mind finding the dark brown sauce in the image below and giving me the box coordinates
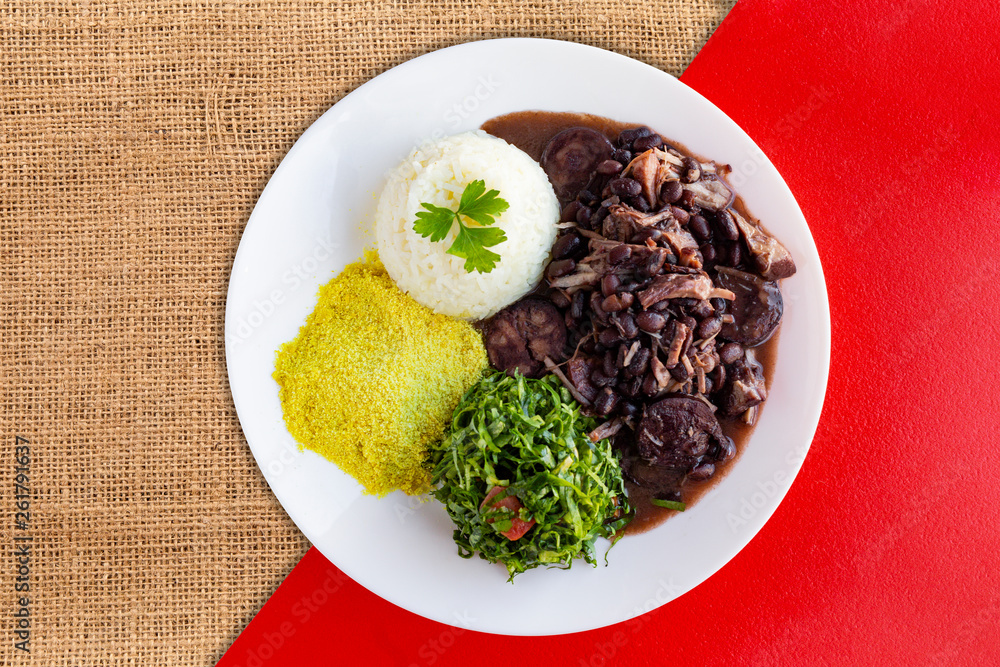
[482,110,783,535]
[624,331,779,534]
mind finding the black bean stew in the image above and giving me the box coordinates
[481,111,795,533]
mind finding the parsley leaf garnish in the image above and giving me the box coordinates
[412,179,510,273]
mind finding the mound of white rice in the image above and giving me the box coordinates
[375,131,560,320]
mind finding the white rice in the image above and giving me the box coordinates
[375,131,560,320]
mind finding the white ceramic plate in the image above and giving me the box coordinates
[225,38,830,636]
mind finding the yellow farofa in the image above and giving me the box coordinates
[273,252,487,496]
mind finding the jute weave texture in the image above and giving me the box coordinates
[1,1,733,663]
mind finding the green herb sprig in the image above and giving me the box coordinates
[427,371,633,581]
[650,498,686,511]
[412,179,510,274]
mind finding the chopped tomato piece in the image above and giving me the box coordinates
[480,486,536,541]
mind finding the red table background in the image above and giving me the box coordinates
[220,0,1000,664]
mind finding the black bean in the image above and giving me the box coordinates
[642,372,660,397]
[546,259,576,279]
[552,233,583,260]
[601,274,621,297]
[594,387,619,415]
[561,201,584,223]
[590,291,608,323]
[571,290,585,320]
[716,209,740,241]
[608,244,632,265]
[591,369,618,388]
[592,206,610,228]
[663,252,678,265]
[626,347,651,377]
[689,299,714,319]
[601,293,630,312]
[688,462,715,482]
[617,129,639,147]
[617,127,650,147]
[598,327,623,347]
[631,228,662,245]
[619,280,642,293]
[621,376,644,399]
[651,299,671,312]
[549,290,571,309]
[575,205,592,226]
[618,400,641,419]
[719,342,744,365]
[660,179,683,204]
[675,298,699,308]
[610,178,642,198]
[710,297,727,312]
[681,156,702,183]
[702,375,715,394]
[697,315,722,339]
[700,243,717,264]
[726,241,742,267]
[710,363,726,389]
[596,159,623,175]
[616,343,630,369]
[718,436,736,462]
[669,363,690,381]
[630,195,651,213]
[612,148,632,164]
[633,133,663,152]
[646,251,666,277]
[602,350,618,377]
[615,312,639,339]
[671,206,690,226]
[578,189,598,205]
[636,310,666,333]
[690,215,711,241]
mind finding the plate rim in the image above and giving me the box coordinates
[225,36,831,636]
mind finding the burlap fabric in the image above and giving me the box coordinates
[0,1,733,663]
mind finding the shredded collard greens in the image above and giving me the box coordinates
[428,371,633,580]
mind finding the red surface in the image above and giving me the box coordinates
[219,1,1000,664]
